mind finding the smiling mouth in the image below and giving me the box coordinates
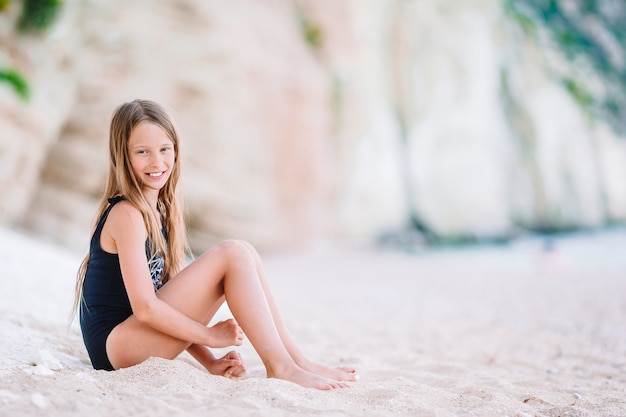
[147,171,165,178]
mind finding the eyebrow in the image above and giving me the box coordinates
[130,143,173,149]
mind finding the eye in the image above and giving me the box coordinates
[137,149,148,155]
[161,146,172,152]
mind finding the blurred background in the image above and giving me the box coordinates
[1,0,625,255]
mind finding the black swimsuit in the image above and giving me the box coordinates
[80,196,165,370]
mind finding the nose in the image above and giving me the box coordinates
[149,151,162,167]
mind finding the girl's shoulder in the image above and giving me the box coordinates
[107,199,146,233]
[98,198,147,252]
[109,198,139,214]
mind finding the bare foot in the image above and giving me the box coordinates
[268,365,349,390]
[300,361,359,382]
[206,351,246,378]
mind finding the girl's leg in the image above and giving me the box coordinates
[238,241,358,382]
[215,241,347,389]
[106,240,345,389]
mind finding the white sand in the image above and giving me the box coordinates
[1,226,625,416]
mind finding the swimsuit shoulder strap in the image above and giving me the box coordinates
[101,195,126,225]
[92,196,126,246]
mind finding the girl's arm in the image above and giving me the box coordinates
[108,201,240,348]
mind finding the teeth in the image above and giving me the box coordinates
[149,172,164,177]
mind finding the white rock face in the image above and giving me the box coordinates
[596,127,626,222]
[21,0,337,251]
[0,0,80,222]
[1,0,625,252]
[394,1,515,238]
[499,9,617,231]
[387,0,625,237]
[298,0,411,237]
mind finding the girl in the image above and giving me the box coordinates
[73,99,357,390]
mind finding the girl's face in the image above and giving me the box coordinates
[127,122,175,196]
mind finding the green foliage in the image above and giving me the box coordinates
[0,0,62,101]
[0,0,11,12]
[295,8,323,50]
[562,78,593,109]
[18,0,62,32]
[0,67,30,100]
[502,1,537,37]
[504,0,626,134]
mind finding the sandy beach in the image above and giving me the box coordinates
[1,226,625,417]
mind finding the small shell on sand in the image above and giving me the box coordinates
[39,350,63,371]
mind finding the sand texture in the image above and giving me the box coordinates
[1,227,625,416]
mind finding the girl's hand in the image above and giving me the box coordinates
[205,350,246,378]
[208,318,244,347]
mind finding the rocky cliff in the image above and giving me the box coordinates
[1,0,625,253]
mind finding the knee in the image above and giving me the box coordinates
[215,239,255,263]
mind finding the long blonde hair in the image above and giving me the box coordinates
[72,99,189,320]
